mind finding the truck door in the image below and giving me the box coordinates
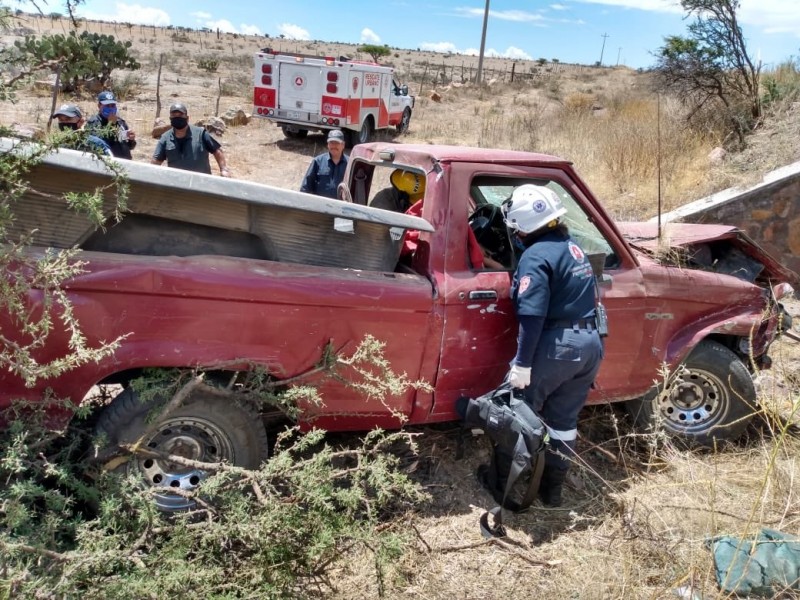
[277,62,321,121]
[430,162,648,420]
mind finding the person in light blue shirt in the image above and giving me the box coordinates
[300,129,349,199]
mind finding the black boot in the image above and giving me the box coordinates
[538,468,568,507]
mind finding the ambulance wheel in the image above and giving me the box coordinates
[397,108,412,134]
[626,340,756,446]
[350,117,373,146]
[282,126,308,139]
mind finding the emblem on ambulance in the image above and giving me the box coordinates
[294,75,305,88]
[352,77,359,92]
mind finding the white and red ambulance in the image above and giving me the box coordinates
[252,48,414,146]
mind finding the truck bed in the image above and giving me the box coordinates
[1,137,433,272]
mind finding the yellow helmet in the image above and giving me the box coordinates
[390,169,425,202]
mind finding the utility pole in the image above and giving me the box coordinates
[599,33,609,66]
[476,0,490,84]
[616,47,622,66]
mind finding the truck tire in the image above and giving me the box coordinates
[96,386,269,511]
[281,125,308,139]
[626,340,756,446]
[349,116,373,146]
[396,108,412,134]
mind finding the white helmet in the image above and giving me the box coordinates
[502,184,567,234]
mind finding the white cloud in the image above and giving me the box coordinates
[191,11,212,20]
[423,42,531,60]
[503,46,533,60]
[241,24,263,36]
[456,7,545,22]
[421,41,459,53]
[80,2,170,26]
[550,3,569,9]
[361,27,381,43]
[571,0,682,13]
[206,19,237,33]
[277,23,311,40]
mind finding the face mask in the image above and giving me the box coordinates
[58,122,79,131]
[100,105,117,118]
[170,117,188,129]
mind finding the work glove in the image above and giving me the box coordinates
[506,364,531,389]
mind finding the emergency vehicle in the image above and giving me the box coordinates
[252,48,414,146]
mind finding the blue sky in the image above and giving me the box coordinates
[74,0,800,70]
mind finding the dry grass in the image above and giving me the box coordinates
[3,14,800,600]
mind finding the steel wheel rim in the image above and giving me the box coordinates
[656,367,728,434]
[135,416,234,511]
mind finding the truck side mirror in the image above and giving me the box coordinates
[400,84,408,96]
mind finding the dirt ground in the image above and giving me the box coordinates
[4,14,800,600]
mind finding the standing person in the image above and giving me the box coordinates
[300,129,348,198]
[84,91,137,159]
[51,104,112,155]
[151,103,232,177]
[502,184,604,507]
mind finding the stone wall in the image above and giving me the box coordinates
[651,162,800,279]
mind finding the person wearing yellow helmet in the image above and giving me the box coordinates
[369,168,425,212]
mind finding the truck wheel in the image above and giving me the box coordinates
[96,386,269,511]
[396,108,412,134]
[626,340,756,446]
[350,116,373,146]
[281,126,308,139]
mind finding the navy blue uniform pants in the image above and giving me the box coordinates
[524,326,604,472]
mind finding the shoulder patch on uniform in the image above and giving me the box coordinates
[568,242,585,262]
[519,275,531,294]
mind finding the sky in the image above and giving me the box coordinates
[71,0,800,70]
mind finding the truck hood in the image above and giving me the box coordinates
[618,221,800,288]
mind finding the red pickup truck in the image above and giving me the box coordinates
[1,139,796,509]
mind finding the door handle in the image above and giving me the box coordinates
[469,290,498,300]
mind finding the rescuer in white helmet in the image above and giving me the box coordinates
[491,183,604,507]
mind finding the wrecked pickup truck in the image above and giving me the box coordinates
[1,138,796,507]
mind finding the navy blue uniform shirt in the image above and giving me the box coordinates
[511,229,596,321]
[300,152,349,199]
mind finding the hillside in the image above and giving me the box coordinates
[2,12,800,600]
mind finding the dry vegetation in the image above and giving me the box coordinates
[3,13,800,600]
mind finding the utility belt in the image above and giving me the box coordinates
[544,317,597,331]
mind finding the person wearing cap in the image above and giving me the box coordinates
[84,90,137,159]
[51,104,112,156]
[300,129,349,199]
[151,102,231,177]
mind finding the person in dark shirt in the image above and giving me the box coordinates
[151,102,231,176]
[51,103,112,156]
[300,129,349,198]
[84,91,137,159]
[502,184,604,507]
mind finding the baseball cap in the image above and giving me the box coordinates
[97,91,117,104]
[327,129,345,143]
[52,104,83,119]
[169,102,188,115]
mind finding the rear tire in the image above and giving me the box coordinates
[626,340,756,446]
[282,126,308,139]
[96,386,269,511]
[349,116,374,146]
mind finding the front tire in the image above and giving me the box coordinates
[626,340,756,446]
[96,386,269,511]
[396,108,411,134]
